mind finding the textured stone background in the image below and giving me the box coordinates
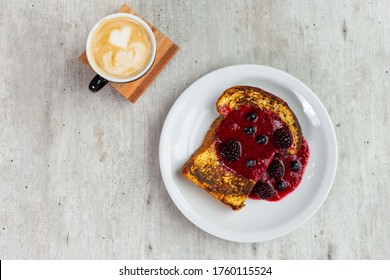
[0,0,389,259]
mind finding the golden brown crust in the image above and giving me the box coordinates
[216,86,302,154]
[182,116,255,210]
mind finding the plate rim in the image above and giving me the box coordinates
[159,64,338,242]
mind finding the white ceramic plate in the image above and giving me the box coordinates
[159,65,337,242]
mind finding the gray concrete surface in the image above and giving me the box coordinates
[0,0,389,259]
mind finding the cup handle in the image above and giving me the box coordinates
[89,74,108,92]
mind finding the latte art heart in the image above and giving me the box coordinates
[89,17,153,79]
[109,26,131,49]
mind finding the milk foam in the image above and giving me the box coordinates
[90,17,152,79]
[109,26,131,49]
[102,43,146,76]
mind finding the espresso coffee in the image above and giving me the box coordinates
[89,17,153,79]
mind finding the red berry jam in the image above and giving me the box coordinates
[215,105,310,202]
[216,106,288,181]
[249,137,310,201]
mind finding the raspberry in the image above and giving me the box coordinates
[273,128,293,149]
[253,181,274,199]
[219,140,241,162]
[267,160,285,178]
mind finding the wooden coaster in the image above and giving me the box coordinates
[79,4,179,103]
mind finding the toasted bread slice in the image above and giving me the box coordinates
[217,86,302,154]
[182,116,255,210]
[182,86,302,210]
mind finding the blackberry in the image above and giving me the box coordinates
[220,140,241,162]
[267,160,285,178]
[273,128,293,149]
[253,181,274,200]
